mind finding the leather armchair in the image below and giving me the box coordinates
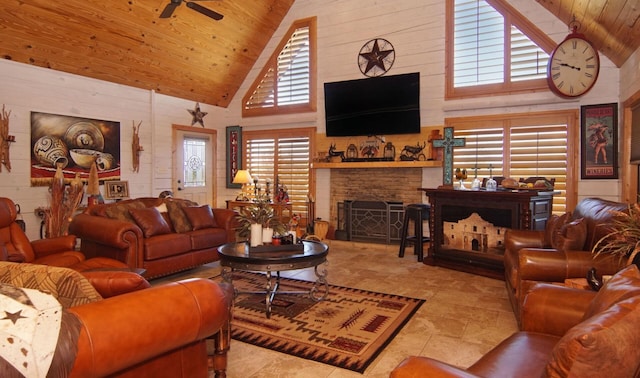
[391,265,640,378]
[503,197,629,321]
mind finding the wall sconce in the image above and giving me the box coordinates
[233,170,253,201]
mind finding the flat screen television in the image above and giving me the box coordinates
[324,72,421,137]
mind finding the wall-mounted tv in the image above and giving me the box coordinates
[324,72,421,137]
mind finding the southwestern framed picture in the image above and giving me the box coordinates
[30,112,121,186]
[581,103,618,179]
[105,180,129,199]
[226,125,242,188]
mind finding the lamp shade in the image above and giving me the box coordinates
[233,170,253,184]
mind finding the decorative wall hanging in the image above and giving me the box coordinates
[0,104,14,172]
[30,112,121,186]
[226,125,242,188]
[132,121,143,172]
[105,180,129,199]
[189,103,208,127]
[581,103,618,179]
[358,38,395,77]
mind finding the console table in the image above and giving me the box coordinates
[419,188,557,279]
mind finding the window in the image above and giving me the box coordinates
[183,137,207,187]
[446,0,556,99]
[447,110,579,212]
[242,17,317,117]
[243,128,315,218]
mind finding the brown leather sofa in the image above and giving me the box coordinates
[69,197,238,279]
[0,261,233,377]
[391,264,640,378]
[503,197,629,320]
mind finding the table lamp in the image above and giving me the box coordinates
[233,170,253,201]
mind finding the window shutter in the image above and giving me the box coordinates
[243,17,316,117]
[244,129,313,217]
[452,116,570,213]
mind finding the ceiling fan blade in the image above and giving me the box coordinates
[160,2,180,18]
[186,2,224,20]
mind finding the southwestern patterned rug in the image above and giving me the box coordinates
[215,271,425,373]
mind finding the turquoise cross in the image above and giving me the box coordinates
[432,127,465,186]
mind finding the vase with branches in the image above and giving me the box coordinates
[235,192,286,239]
[44,166,84,238]
[592,203,640,267]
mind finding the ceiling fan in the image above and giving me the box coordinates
[160,0,223,21]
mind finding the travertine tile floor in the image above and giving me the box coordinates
[154,240,518,377]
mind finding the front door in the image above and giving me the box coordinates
[172,125,216,205]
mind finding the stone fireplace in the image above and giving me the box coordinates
[329,168,423,243]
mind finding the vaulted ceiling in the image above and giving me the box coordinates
[535,0,640,68]
[0,0,294,107]
[1,1,638,109]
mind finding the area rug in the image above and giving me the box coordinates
[214,271,425,373]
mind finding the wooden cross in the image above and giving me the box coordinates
[432,127,465,187]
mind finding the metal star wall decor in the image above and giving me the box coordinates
[188,103,208,127]
[358,38,395,77]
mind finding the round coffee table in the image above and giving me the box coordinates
[217,240,329,318]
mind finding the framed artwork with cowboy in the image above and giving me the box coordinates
[581,103,618,179]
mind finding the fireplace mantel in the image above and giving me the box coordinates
[311,160,442,169]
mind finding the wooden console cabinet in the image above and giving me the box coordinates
[419,188,557,279]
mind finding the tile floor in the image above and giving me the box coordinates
[154,240,518,377]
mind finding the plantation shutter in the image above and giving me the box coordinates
[243,17,316,116]
[244,130,312,217]
[453,121,568,213]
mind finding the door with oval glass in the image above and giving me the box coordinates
[173,126,216,205]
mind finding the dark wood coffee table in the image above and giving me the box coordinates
[217,240,329,318]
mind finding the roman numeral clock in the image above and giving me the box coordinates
[547,24,600,98]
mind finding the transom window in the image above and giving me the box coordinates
[446,0,556,99]
[242,17,317,117]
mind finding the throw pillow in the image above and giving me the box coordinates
[544,295,640,378]
[129,207,172,238]
[544,213,561,247]
[104,201,145,223]
[582,264,640,320]
[165,200,192,233]
[552,217,587,252]
[183,205,217,230]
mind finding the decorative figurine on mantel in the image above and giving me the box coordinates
[327,143,345,162]
[400,141,427,161]
[455,168,468,190]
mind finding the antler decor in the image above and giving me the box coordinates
[132,121,143,172]
[0,104,14,172]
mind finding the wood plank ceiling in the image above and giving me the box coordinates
[0,0,294,107]
[535,0,640,67]
[0,1,638,108]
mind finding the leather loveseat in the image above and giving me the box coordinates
[0,261,233,377]
[69,197,237,279]
[391,264,640,378]
[503,197,629,320]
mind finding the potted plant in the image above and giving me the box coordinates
[592,203,640,267]
[235,194,287,246]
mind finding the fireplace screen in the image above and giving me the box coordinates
[339,200,404,244]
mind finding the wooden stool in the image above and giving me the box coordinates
[398,204,430,262]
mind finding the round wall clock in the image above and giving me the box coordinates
[547,28,600,98]
[358,38,395,77]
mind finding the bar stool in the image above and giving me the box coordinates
[398,204,430,262]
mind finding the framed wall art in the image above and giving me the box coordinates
[30,112,121,186]
[580,103,618,179]
[226,125,242,188]
[105,180,129,199]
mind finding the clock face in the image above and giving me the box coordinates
[358,38,395,77]
[547,35,600,98]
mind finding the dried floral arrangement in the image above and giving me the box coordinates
[592,203,640,267]
[44,166,84,238]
